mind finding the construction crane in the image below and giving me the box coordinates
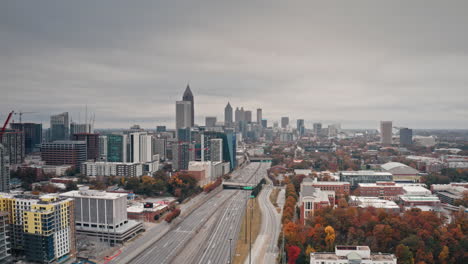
[0,111,14,141]
[14,111,38,123]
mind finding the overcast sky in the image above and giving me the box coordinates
[1,1,468,129]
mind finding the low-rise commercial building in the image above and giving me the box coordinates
[380,162,421,182]
[81,161,144,177]
[399,195,441,210]
[337,171,393,189]
[431,183,468,205]
[60,188,143,244]
[299,180,335,225]
[310,245,397,264]
[349,196,400,212]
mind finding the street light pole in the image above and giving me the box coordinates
[249,198,253,264]
[228,238,232,264]
[245,190,248,243]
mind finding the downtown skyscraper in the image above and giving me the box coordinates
[224,102,233,126]
[182,84,194,126]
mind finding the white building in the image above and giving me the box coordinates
[413,136,436,147]
[310,246,397,264]
[60,188,143,243]
[299,179,335,224]
[349,196,400,212]
[129,132,152,163]
[81,161,144,177]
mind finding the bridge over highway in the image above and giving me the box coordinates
[222,181,255,189]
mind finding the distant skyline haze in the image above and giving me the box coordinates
[1,1,468,129]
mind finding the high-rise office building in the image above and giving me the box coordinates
[0,193,76,263]
[1,130,25,165]
[400,128,413,146]
[281,117,289,128]
[256,109,262,124]
[107,134,126,162]
[0,211,11,263]
[40,141,87,167]
[129,132,152,163]
[380,121,393,145]
[10,123,42,154]
[172,142,191,170]
[50,112,69,141]
[72,133,100,161]
[313,123,322,135]
[177,128,191,143]
[98,135,108,161]
[205,116,217,127]
[328,123,341,138]
[297,119,305,136]
[244,111,252,123]
[153,138,167,160]
[261,119,267,128]
[200,132,221,162]
[0,145,9,193]
[201,132,236,170]
[235,107,245,123]
[224,102,233,126]
[176,101,192,129]
[182,84,194,126]
[210,138,223,162]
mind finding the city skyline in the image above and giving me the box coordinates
[2,1,468,129]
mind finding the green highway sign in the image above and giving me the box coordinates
[250,195,255,198]
[243,186,253,190]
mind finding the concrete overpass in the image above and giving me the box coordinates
[249,157,272,163]
[222,181,256,190]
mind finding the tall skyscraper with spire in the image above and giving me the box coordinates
[224,102,233,126]
[182,84,194,126]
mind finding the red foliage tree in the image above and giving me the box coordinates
[287,245,301,264]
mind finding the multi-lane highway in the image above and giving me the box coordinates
[112,162,269,264]
[190,162,271,264]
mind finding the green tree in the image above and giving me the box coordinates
[396,244,414,264]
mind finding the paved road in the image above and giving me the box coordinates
[112,162,264,264]
[192,162,271,264]
[130,190,236,264]
[246,184,281,264]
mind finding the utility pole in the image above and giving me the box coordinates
[249,198,253,264]
[245,190,248,243]
[228,238,232,264]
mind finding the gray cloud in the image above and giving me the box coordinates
[1,0,468,129]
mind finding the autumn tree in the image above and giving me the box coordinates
[396,244,414,264]
[287,245,301,264]
[324,225,336,251]
[438,245,449,264]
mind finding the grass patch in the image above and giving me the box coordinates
[232,197,262,264]
[269,188,280,208]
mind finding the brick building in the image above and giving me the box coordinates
[40,141,87,168]
[356,182,403,200]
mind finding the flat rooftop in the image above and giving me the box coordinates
[60,190,128,200]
